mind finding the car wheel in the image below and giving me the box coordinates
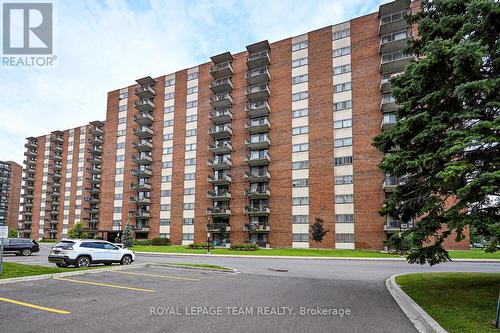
[76,256,91,268]
[120,255,132,265]
[56,263,68,268]
[21,249,32,256]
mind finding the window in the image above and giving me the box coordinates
[292,197,309,205]
[381,51,410,64]
[182,233,194,240]
[187,72,198,80]
[184,187,195,195]
[292,74,308,85]
[292,57,308,68]
[119,105,127,111]
[115,180,123,187]
[119,92,128,100]
[333,28,350,40]
[292,91,308,102]
[381,30,409,45]
[333,46,351,57]
[186,115,197,123]
[292,160,309,170]
[163,133,173,140]
[292,215,309,224]
[292,108,308,118]
[117,130,126,137]
[292,233,309,242]
[292,178,309,187]
[113,207,121,213]
[187,100,198,109]
[185,143,196,151]
[116,168,124,174]
[166,78,175,86]
[185,158,196,166]
[187,86,198,94]
[336,214,354,223]
[160,204,171,211]
[183,203,195,210]
[334,119,352,129]
[162,161,172,168]
[334,100,352,111]
[335,175,353,184]
[160,219,170,225]
[292,143,308,152]
[333,64,351,75]
[165,92,175,100]
[118,117,127,124]
[159,233,170,239]
[164,106,174,114]
[334,137,352,147]
[164,119,174,127]
[292,40,308,51]
[116,154,125,162]
[184,173,196,180]
[162,175,172,182]
[380,9,409,25]
[117,142,126,149]
[160,190,171,197]
[163,147,173,155]
[335,194,354,204]
[334,156,353,165]
[112,220,121,227]
[336,233,355,243]
[183,218,194,225]
[186,129,197,137]
[334,82,351,93]
[292,125,308,135]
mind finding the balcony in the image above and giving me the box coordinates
[245,137,270,150]
[380,51,412,73]
[246,50,271,70]
[24,158,36,166]
[379,31,410,54]
[380,95,399,112]
[383,176,399,192]
[135,85,156,99]
[210,61,233,80]
[24,211,33,216]
[22,175,35,182]
[132,140,153,152]
[246,83,270,101]
[244,223,270,233]
[85,207,99,214]
[52,172,62,179]
[245,100,270,118]
[134,112,154,125]
[209,108,233,124]
[130,196,151,205]
[207,223,231,233]
[384,219,414,232]
[50,190,61,197]
[134,99,155,112]
[245,153,270,166]
[52,154,63,161]
[246,67,270,85]
[134,223,150,232]
[206,190,231,201]
[206,207,231,217]
[87,156,103,164]
[245,188,270,199]
[133,126,154,139]
[25,140,38,149]
[86,167,101,175]
[85,186,101,194]
[85,176,101,184]
[207,157,232,170]
[380,72,402,93]
[245,118,270,133]
[379,6,411,35]
[130,182,152,191]
[52,163,62,170]
[52,135,64,144]
[209,92,233,108]
[88,136,103,145]
[208,174,232,185]
[208,125,232,139]
[22,183,35,191]
[244,170,270,183]
[85,197,100,204]
[136,76,156,87]
[24,193,34,199]
[132,154,153,165]
[209,77,233,94]
[208,141,232,154]
[87,146,102,155]
[131,168,152,178]
[24,149,37,157]
[244,206,271,216]
[129,210,151,219]
[89,126,104,136]
[381,113,397,130]
[54,144,63,152]
[23,201,34,207]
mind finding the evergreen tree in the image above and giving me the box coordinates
[122,224,133,248]
[310,217,328,245]
[373,0,500,265]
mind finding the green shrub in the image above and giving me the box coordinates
[187,243,211,249]
[40,238,58,243]
[133,239,152,246]
[230,244,258,251]
[151,237,170,246]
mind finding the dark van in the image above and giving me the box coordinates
[2,238,40,256]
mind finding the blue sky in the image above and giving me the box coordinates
[0,0,388,164]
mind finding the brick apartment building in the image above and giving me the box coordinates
[0,161,22,232]
[18,0,469,249]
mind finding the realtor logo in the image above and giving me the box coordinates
[2,3,53,54]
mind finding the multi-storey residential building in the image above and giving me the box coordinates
[18,0,469,250]
[0,161,22,232]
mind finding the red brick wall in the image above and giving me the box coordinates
[30,135,46,239]
[6,161,21,232]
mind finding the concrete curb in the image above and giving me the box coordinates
[386,274,448,333]
[146,263,238,274]
[134,251,500,262]
[0,263,147,285]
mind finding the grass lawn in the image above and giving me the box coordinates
[449,249,500,259]
[151,263,232,271]
[396,273,500,333]
[0,262,93,279]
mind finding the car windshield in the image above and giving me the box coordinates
[53,241,75,249]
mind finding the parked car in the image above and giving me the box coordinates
[48,239,135,268]
[1,238,39,256]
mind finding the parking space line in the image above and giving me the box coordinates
[53,277,155,292]
[112,270,201,281]
[0,297,71,314]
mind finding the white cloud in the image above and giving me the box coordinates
[0,0,384,164]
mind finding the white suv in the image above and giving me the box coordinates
[48,239,135,268]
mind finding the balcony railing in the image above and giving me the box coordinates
[245,100,270,118]
[210,61,233,79]
[381,113,397,130]
[244,206,271,216]
[207,174,232,185]
[245,153,271,166]
[208,125,232,139]
[246,83,270,101]
[246,67,270,85]
[209,77,233,94]
[246,50,270,69]
[209,108,232,124]
[206,190,231,200]
[244,170,270,182]
[130,182,152,191]
[134,99,155,112]
[133,127,154,138]
[246,118,271,133]
[135,85,156,99]
[207,157,232,170]
[206,207,231,216]
[207,223,231,233]
[208,142,232,154]
[130,196,151,204]
[244,223,270,232]
[132,140,153,151]
[131,168,152,178]
[209,92,233,108]
[245,188,270,199]
[134,112,154,125]
[86,156,103,164]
